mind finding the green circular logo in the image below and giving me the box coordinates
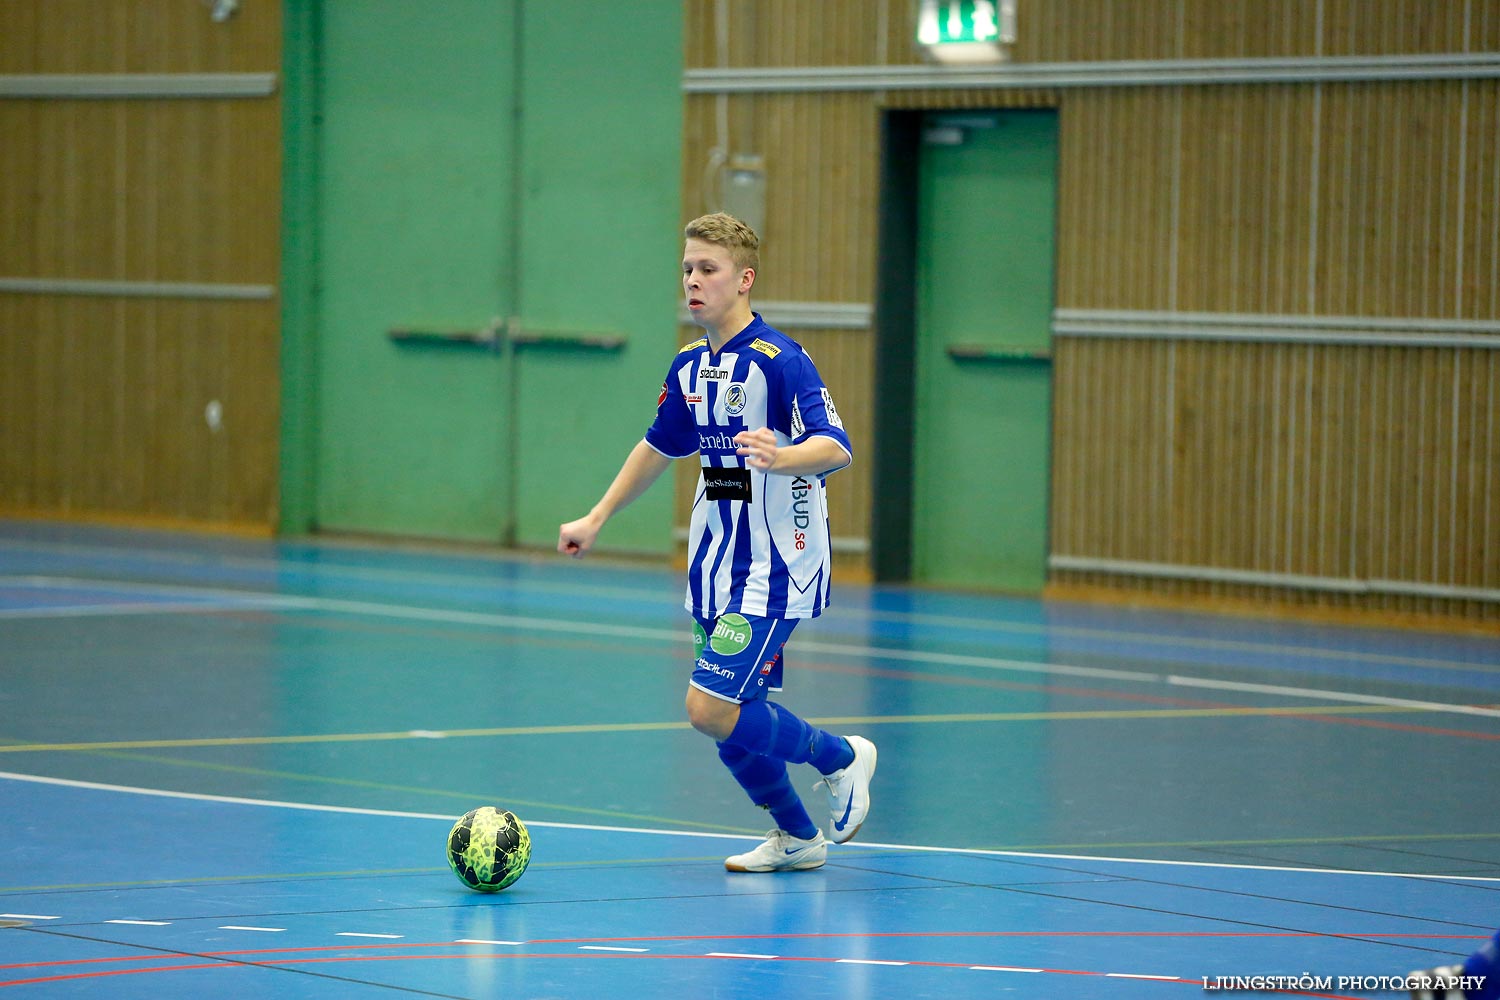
[709,613,753,656]
[692,621,708,658]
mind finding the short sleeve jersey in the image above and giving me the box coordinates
[645,314,853,620]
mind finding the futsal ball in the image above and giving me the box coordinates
[446,807,531,892]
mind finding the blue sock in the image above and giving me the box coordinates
[727,700,854,774]
[717,742,818,841]
[1464,928,1499,1000]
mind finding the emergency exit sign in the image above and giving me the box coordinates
[917,0,1015,63]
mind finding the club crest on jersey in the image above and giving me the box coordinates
[723,383,747,415]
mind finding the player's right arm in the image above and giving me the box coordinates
[558,440,673,558]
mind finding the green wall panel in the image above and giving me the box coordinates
[912,111,1057,591]
[279,0,319,534]
[513,1,683,552]
[313,0,515,541]
[289,1,682,550]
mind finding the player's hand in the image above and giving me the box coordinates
[734,427,779,471]
[558,514,602,558]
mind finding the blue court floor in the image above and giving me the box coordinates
[1,520,1498,998]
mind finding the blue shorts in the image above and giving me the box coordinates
[690,613,799,704]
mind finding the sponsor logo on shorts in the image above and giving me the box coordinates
[710,613,753,656]
[695,657,735,681]
[693,621,708,659]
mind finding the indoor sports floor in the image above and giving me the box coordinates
[1,519,1497,999]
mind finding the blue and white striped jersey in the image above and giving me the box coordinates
[645,314,853,620]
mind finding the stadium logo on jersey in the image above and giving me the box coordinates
[698,365,731,380]
[709,613,753,656]
[750,338,781,358]
[820,387,845,429]
[790,396,805,438]
[723,383,747,415]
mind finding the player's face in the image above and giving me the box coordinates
[683,238,751,332]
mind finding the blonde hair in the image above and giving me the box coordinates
[684,212,760,274]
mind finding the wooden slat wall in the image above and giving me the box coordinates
[0,1,281,529]
[684,0,1500,620]
[1051,72,1500,621]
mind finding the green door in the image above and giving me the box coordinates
[912,110,1058,591]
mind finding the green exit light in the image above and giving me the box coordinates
[917,0,1015,63]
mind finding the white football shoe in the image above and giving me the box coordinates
[724,829,827,872]
[814,735,877,844]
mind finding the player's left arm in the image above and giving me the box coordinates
[737,351,854,475]
[734,429,848,477]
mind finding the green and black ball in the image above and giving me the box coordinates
[446,807,531,892]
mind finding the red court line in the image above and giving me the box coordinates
[4,929,1482,972]
[0,950,1363,997]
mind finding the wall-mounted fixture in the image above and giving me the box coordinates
[917,0,1016,64]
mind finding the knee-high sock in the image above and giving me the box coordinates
[725,700,854,774]
[716,741,818,841]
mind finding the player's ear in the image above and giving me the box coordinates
[739,266,755,294]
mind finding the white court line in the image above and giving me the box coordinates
[106,919,171,926]
[1169,675,1500,719]
[337,932,402,939]
[579,945,649,953]
[970,965,1043,973]
[1107,972,1180,980]
[219,925,285,933]
[837,958,908,966]
[3,770,1498,883]
[9,576,1496,719]
[1,913,59,920]
[0,601,273,620]
[707,952,779,959]
[456,939,524,946]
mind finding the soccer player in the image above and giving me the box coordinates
[1410,928,1498,999]
[558,212,876,872]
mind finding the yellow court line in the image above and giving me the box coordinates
[0,702,1451,755]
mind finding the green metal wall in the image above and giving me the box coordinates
[280,0,682,551]
[912,111,1057,591]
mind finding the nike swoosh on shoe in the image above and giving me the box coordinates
[834,793,853,831]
